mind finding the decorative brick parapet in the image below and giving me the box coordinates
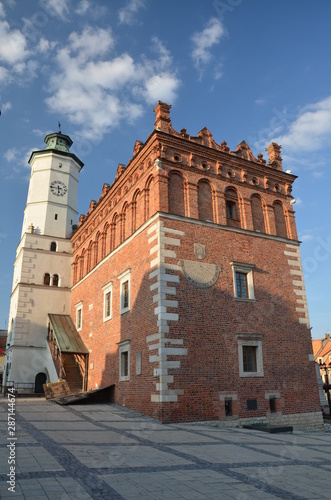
[147,219,187,403]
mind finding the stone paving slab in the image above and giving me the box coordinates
[99,419,169,430]
[167,443,287,464]
[65,443,194,468]
[1,397,331,499]
[31,420,103,431]
[253,443,331,462]
[42,429,138,444]
[129,429,220,444]
[235,464,331,499]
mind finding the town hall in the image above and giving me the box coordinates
[4,102,322,429]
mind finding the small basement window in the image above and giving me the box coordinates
[269,397,277,413]
[225,399,232,417]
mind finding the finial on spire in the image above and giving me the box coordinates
[58,121,61,133]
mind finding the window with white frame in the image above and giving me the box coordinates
[237,336,264,377]
[75,302,83,331]
[118,269,131,314]
[118,340,130,381]
[231,262,255,300]
[102,282,113,322]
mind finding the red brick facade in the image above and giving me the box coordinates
[70,102,321,426]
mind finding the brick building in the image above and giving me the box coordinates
[69,101,322,428]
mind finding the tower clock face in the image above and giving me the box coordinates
[50,180,67,196]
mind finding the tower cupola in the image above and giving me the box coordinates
[44,132,73,153]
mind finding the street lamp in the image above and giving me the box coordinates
[319,361,331,415]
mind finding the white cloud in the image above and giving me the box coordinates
[150,36,172,69]
[0,2,5,18]
[0,65,8,83]
[75,0,90,15]
[301,235,313,242]
[32,128,45,138]
[274,96,331,153]
[36,37,57,54]
[13,59,38,83]
[191,17,226,69]
[1,101,11,112]
[3,146,34,179]
[255,98,266,105]
[143,73,180,105]
[68,26,114,61]
[118,0,146,25]
[45,29,180,141]
[39,0,70,21]
[0,20,28,64]
[4,147,18,162]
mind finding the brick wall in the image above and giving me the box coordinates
[70,103,319,425]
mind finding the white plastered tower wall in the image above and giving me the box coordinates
[4,132,83,392]
[21,134,81,239]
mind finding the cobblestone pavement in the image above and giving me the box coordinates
[1,398,331,499]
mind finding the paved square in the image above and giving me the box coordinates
[1,397,331,499]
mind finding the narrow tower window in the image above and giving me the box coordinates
[52,274,59,287]
[50,242,57,252]
[43,273,50,286]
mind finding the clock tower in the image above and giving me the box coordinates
[4,131,84,393]
[22,132,83,239]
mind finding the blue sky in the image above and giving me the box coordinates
[0,0,330,339]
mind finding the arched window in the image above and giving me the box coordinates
[52,274,59,287]
[86,242,93,273]
[251,194,266,233]
[44,273,50,286]
[224,187,240,228]
[122,203,131,241]
[94,233,100,267]
[73,257,78,284]
[102,224,109,259]
[198,180,213,222]
[133,190,144,230]
[132,190,139,232]
[50,242,57,252]
[112,214,120,249]
[79,250,85,280]
[168,172,185,216]
[273,201,287,238]
[145,176,154,219]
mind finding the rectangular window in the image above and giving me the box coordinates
[105,291,111,317]
[77,308,82,330]
[269,397,277,413]
[235,271,248,299]
[118,269,131,314]
[102,282,113,322]
[118,340,130,381]
[231,262,255,301]
[122,281,129,309]
[121,351,129,378]
[75,302,83,331]
[226,201,236,219]
[243,345,257,372]
[225,399,232,417]
[238,337,264,378]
